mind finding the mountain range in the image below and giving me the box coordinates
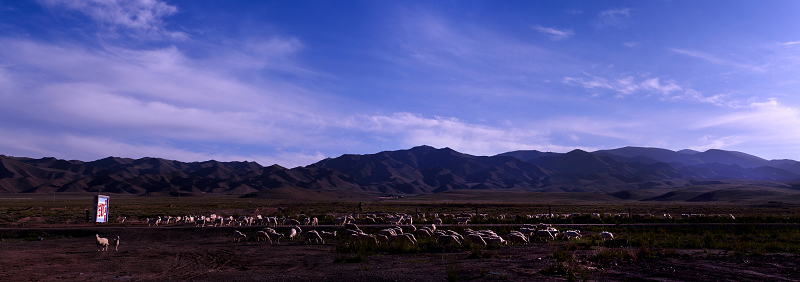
[2,146,800,201]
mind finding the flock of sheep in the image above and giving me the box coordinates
[91,210,743,252]
[214,213,620,249]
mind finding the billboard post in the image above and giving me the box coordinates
[94,195,110,223]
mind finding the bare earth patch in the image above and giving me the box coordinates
[0,227,798,281]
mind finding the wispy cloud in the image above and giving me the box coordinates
[780,40,800,46]
[594,8,632,29]
[562,72,734,106]
[670,48,768,72]
[687,98,800,157]
[531,25,574,41]
[623,41,639,48]
[40,0,186,40]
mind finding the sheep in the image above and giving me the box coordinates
[311,217,319,225]
[286,226,301,240]
[95,234,109,251]
[565,230,581,240]
[303,217,311,225]
[415,228,431,237]
[112,236,120,251]
[320,231,336,242]
[535,230,555,241]
[344,223,360,232]
[116,217,126,224]
[379,228,397,237]
[267,232,284,244]
[508,233,529,245]
[147,218,161,227]
[466,233,487,246]
[305,230,323,244]
[456,217,470,225]
[600,231,614,241]
[433,218,443,225]
[389,234,415,245]
[486,236,507,246]
[255,231,271,243]
[233,230,247,242]
[437,234,462,246]
[350,233,378,245]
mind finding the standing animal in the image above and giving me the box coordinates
[600,231,614,241]
[112,236,120,251]
[95,234,109,251]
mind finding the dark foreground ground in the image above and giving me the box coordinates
[1,226,799,282]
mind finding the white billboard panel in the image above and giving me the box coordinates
[94,195,109,223]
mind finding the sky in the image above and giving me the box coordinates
[1,0,799,167]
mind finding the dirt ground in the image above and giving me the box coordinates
[1,226,798,282]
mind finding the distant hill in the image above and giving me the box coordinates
[2,145,800,203]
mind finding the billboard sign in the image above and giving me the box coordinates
[94,195,109,223]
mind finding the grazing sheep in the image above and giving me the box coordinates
[344,223,360,232]
[112,236,120,251]
[415,228,431,237]
[600,231,614,241]
[255,231,271,243]
[95,234,109,252]
[320,231,336,241]
[535,230,555,241]
[565,230,581,240]
[456,217,470,225]
[379,228,397,237]
[437,234,461,246]
[305,230,323,244]
[267,232,284,244]
[486,236,507,246]
[233,230,247,242]
[311,217,319,225]
[433,218,443,225]
[466,233,487,246]
[116,217,126,224]
[508,233,529,245]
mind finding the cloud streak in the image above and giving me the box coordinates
[594,8,631,29]
[670,48,767,72]
[40,0,186,40]
[532,25,574,40]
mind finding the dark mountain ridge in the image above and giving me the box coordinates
[1,146,799,198]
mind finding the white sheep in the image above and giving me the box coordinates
[600,231,614,241]
[286,226,301,240]
[311,217,319,225]
[112,236,120,251]
[95,234,109,251]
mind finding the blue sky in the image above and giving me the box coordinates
[1,0,799,167]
